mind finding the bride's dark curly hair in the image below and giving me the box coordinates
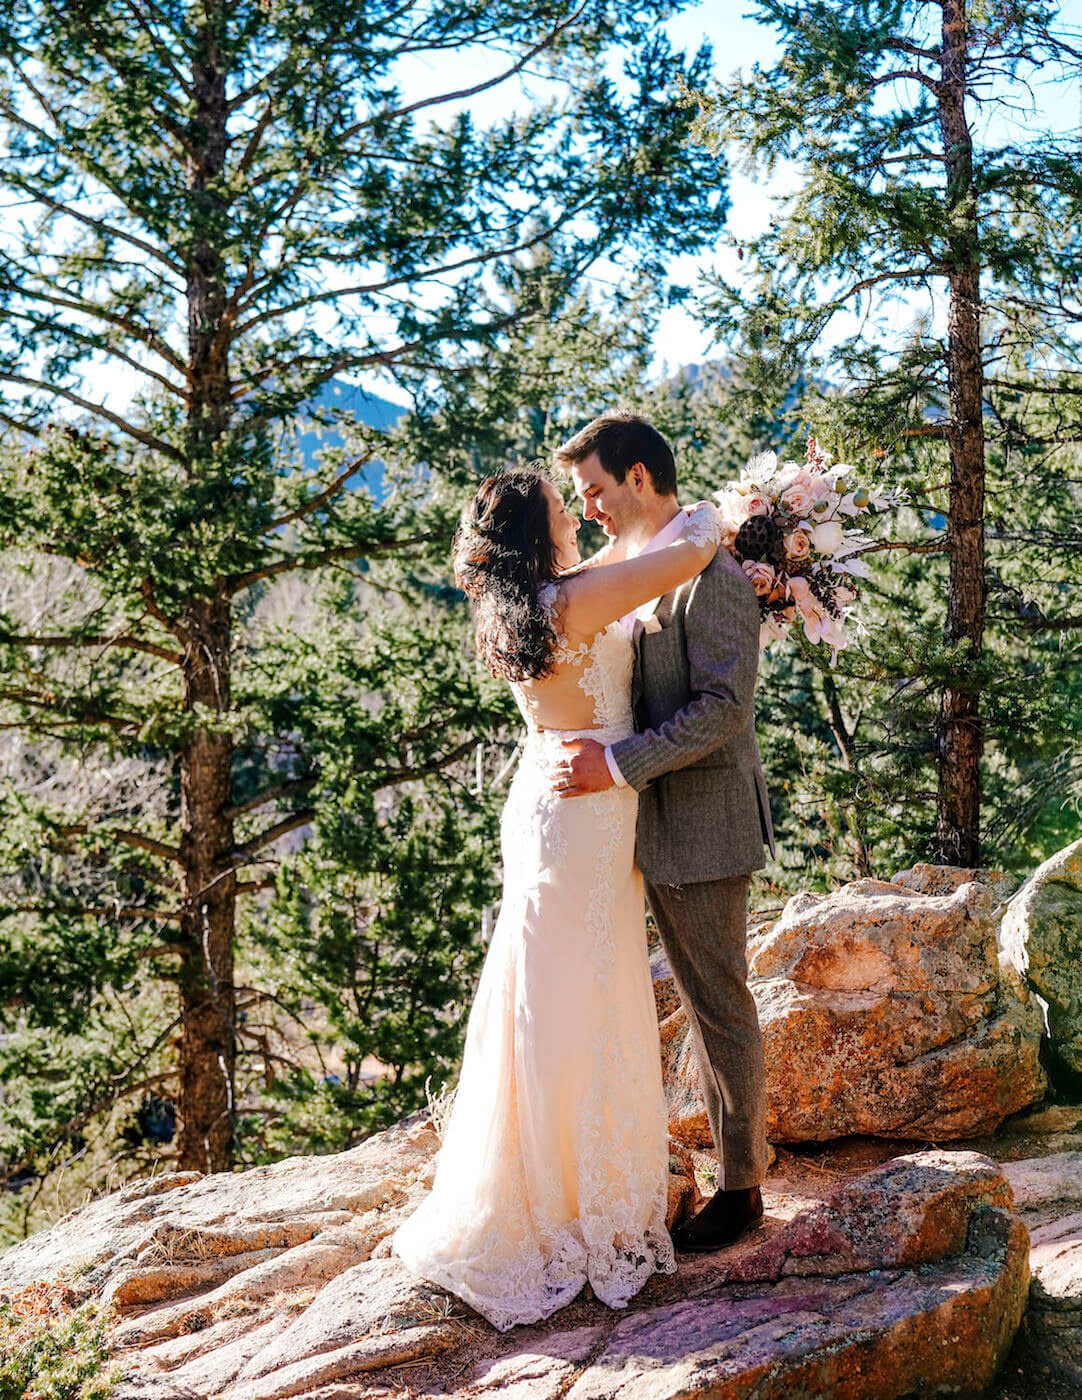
[453,468,563,681]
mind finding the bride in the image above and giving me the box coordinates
[391,467,720,1330]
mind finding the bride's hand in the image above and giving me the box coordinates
[678,501,723,556]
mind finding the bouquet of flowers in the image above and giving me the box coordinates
[713,437,897,660]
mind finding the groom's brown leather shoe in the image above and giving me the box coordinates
[670,1185,764,1253]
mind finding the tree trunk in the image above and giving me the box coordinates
[177,596,236,1172]
[176,5,236,1172]
[935,0,985,868]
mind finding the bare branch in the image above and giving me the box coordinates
[882,36,940,62]
[868,68,943,96]
[373,739,479,789]
[226,776,316,819]
[7,901,181,921]
[1018,614,1082,633]
[850,539,950,557]
[112,828,182,862]
[239,808,315,858]
[61,823,181,863]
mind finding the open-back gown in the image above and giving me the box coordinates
[391,589,676,1331]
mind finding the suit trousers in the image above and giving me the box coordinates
[646,874,768,1191]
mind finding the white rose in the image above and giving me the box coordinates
[811,521,844,554]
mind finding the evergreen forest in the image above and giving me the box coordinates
[0,0,1078,1245]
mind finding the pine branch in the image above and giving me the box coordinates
[141,581,190,643]
[0,163,183,276]
[226,535,435,593]
[60,823,181,864]
[0,278,187,375]
[0,630,182,664]
[233,214,582,334]
[266,451,376,530]
[118,0,196,97]
[0,687,134,731]
[339,3,589,139]
[4,307,184,399]
[0,372,184,461]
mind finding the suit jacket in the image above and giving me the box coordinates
[609,547,776,885]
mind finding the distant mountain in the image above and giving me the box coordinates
[292,380,407,500]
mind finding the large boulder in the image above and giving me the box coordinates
[659,875,1047,1146]
[1002,1150,1082,1388]
[0,1136,1031,1400]
[999,837,1082,1074]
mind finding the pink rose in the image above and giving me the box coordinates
[787,575,814,610]
[781,480,818,516]
[743,560,776,595]
[744,492,771,517]
[784,530,811,561]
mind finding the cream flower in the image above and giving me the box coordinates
[811,521,844,554]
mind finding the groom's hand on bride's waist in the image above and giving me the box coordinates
[553,738,614,798]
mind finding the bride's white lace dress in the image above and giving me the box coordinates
[391,589,676,1330]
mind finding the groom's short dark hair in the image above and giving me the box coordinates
[554,411,677,497]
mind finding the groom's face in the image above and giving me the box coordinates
[570,452,646,542]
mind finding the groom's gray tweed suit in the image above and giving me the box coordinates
[609,546,775,1191]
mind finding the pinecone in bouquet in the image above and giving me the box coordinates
[733,514,784,567]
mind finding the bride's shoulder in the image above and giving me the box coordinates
[537,580,565,619]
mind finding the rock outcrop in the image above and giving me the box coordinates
[658,875,1046,1146]
[0,1133,1031,1400]
[1002,1149,1082,1387]
[999,837,1082,1074]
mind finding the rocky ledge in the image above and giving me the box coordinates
[0,1128,1031,1400]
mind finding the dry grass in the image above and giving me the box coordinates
[424,1077,458,1144]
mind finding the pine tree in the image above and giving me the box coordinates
[0,1,730,1178]
[692,0,1082,866]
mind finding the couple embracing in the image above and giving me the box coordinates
[393,411,776,1332]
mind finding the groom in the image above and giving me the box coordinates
[552,410,775,1252]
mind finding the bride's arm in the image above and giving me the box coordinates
[557,505,721,638]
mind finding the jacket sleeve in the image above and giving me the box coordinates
[609,555,760,792]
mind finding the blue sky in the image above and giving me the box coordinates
[4,2,1081,412]
[384,0,1082,395]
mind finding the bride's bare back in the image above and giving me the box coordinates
[513,593,631,732]
[513,504,721,733]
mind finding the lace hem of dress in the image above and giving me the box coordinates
[394,1220,676,1333]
